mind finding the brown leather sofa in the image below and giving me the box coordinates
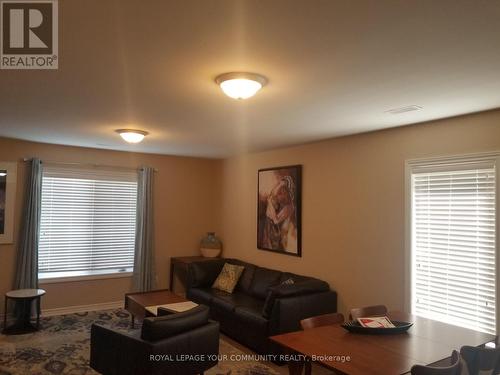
[186,258,337,356]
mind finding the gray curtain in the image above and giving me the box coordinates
[133,166,155,292]
[14,158,43,290]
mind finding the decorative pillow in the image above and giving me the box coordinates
[212,263,245,293]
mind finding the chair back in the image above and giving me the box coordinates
[349,304,388,320]
[141,305,210,342]
[460,345,500,375]
[411,351,461,375]
[300,313,345,330]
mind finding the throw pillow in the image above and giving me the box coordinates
[212,263,245,293]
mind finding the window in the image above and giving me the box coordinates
[39,165,138,280]
[408,154,498,334]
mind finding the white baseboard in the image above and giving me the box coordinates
[42,301,124,317]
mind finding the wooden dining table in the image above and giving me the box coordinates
[270,311,496,375]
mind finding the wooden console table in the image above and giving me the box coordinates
[169,256,217,292]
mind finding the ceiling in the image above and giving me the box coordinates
[1,0,500,158]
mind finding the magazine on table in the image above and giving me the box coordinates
[357,316,395,328]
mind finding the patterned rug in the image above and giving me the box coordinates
[0,309,279,375]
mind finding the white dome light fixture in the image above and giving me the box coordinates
[116,129,149,143]
[215,72,268,100]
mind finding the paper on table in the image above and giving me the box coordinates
[145,301,198,316]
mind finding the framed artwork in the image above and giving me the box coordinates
[0,162,17,244]
[257,165,302,257]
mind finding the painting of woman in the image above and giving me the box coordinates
[257,165,301,256]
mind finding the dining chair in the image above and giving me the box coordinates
[410,350,461,375]
[300,312,345,330]
[300,313,345,375]
[349,304,388,320]
[460,345,500,375]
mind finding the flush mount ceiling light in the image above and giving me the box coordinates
[215,72,268,100]
[116,129,149,143]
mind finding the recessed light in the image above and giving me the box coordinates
[116,129,149,143]
[215,72,268,100]
[386,105,423,114]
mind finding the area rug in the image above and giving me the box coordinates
[0,309,279,375]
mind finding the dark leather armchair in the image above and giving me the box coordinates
[90,305,219,375]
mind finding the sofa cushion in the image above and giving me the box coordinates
[188,259,225,288]
[212,263,245,293]
[262,279,330,318]
[227,259,257,294]
[234,305,269,332]
[250,267,283,299]
[141,305,209,341]
[233,305,269,350]
[210,290,236,313]
[212,291,264,313]
[187,287,214,306]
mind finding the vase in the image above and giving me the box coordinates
[200,232,222,258]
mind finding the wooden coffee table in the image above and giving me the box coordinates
[124,289,188,328]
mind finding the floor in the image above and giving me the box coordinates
[0,308,333,375]
[223,335,334,375]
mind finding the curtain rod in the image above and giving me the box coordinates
[22,158,158,172]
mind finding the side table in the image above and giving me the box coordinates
[3,288,46,335]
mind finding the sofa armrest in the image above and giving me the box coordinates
[187,259,225,289]
[262,279,330,318]
[268,291,337,335]
[90,324,152,375]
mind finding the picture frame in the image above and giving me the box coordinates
[0,162,17,244]
[257,165,302,257]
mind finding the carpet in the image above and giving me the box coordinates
[0,309,279,375]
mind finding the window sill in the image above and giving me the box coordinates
[39,271,133,284]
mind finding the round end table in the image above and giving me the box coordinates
[3,288,46,335]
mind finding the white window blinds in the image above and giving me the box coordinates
[410,157,497,334]
[39,165,138,279]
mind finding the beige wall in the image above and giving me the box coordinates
[220,109,500,316]
[0,137,222,313]
[1,109,499,317]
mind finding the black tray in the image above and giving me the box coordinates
[341,320,413,334]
